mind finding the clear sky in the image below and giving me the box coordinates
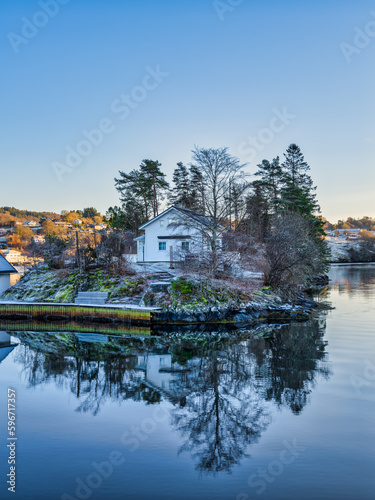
[1,0,374,222]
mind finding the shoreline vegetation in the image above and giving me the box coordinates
[0,264,328,327]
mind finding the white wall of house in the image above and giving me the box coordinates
[137,238,145,262]
[0,274,11,295]
[140,209,204,263]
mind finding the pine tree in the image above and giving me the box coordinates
[189,165,205,213]
[254,156,283,213]
[279,144,319,215]
[244,180,270,240]
[169,163,205,212]
[279,144,330,269]
[139,159,169,217]
[115,159,169,220]
[170,162,191,208]
[282,143,311,186]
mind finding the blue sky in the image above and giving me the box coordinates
[1,0,374,222]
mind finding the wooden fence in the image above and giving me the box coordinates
[0,303,151,327]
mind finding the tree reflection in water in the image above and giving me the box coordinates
[10,317,331,473]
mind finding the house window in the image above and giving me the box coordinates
[168,217,180,225]
[182,241,190,250]
[159,242,166,251]
[160,220,164,227]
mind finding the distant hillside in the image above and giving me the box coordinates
[325,216,375,232]
[0,207,60,222]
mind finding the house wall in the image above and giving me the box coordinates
[0,274,11,295]
[142,209,203,263]
[137,240,145,262]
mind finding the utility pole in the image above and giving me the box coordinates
[229,179,232,232]
[76,230,81,273]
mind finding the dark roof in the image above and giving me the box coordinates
[138,205,216,230]
[0,254,17,274]
[157,235,191,240]
[173,207,213,228]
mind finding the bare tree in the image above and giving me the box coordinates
[190,146,248,251]
[171,147,249,278]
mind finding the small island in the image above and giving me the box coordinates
[1,144,329,328]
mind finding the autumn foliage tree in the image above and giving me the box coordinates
[7,225,34,249]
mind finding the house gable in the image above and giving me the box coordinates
[136,207,207,262]
[0,254,17,274]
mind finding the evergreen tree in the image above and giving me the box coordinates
[106,198,146,233]
[170,162,191,208]
[279,144,319,215]
[115,159,169,220]
[279,144,329,269]
[189,165,205,212]
[254,156,283,213]
[282,143,311,186]
[139,159,169,217]
[244,180,270,240]
[226,181,250,232]
[169,163,205,212]
[82,207,101,219]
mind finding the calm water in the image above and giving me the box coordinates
[1,264,375,500]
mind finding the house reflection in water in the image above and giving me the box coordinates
[136,354,199,404]
[0,331,17,364]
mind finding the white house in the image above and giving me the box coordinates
[2,249,26,264]
[135,206,221,264]
[0,253,18,295]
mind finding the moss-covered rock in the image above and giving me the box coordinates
[1,265,147,304]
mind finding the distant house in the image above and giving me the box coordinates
[135,206,222,264]
[2,249,23,264]
[23,221,41,231]
[54,221,71,228]
[32,235,45,245]
[0,253,18,295]
[23,221,39,227]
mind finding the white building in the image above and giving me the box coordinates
[22,221,41,231]
[0,253,18,295]
[2,250,25,264]
[32,235,45,245]
[135,206,221,264]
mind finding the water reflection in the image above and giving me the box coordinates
[8,318,331,474]
[329,264,375,295]
[0,331,17,364]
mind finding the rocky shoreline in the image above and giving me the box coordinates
[152,295,319,326]
[0,265,328,328]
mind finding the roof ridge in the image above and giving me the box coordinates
[0,253,18,274]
